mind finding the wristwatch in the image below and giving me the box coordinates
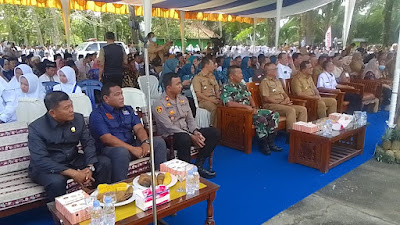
[87,164,95,172]
[141,139,150,145]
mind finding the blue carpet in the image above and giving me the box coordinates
[1,111,388,225]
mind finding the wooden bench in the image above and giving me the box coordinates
[0,122,151,218]
[217,82,306,154]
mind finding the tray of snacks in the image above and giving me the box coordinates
[91,182,135,207]
[133,172,177,190]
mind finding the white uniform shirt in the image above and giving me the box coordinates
[317,71,337,89]
[277,63,292,80]
[39,73,61,83]
[0,77,17,123]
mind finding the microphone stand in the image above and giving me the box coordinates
[142,36,158,225]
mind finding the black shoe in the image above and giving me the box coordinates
[259,137,271,155]
[197,166,216,179]
[268,133,283,152]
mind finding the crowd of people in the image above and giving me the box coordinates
[0,30,398,201]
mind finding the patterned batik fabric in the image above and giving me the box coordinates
[221,81,279,138]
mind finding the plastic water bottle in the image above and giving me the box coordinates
[90,200,103,225]
[192,166,200,191]
[103,196,116,225]
[186,167,195,196]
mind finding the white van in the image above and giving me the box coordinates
[75,41,129,59]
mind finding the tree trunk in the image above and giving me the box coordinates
[382,0,394,46]
[31,7,44,46]
[305,11,314,45]
[129,5,139,44]
[16,6,28,46]
[51,8,60,45]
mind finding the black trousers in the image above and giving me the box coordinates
[29,154,112,201]
[102,73,123,87]
[344,92,362,114]
[173,127,220,164]
[187,97,196,118]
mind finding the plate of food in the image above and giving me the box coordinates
[133,172,177,190]
[91,182,135,207]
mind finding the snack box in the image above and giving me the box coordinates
[62,199,90,224]
[160,159,194,179]
[55,190,89,213]
[302,123,319,133]
[292,121,307,131]
[329,113,342,121]
[135,185,170,211]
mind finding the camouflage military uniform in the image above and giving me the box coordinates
[221,81,279,138]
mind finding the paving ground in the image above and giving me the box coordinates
[263,160,400,225]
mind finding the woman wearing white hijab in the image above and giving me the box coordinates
[53,66,82,94]
[7,64,33,92]
[19,73,45,99]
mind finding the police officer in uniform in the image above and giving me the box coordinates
[153,72,219,179]
[192,57,220,127]
[260,63,307,131]
[291,61,337,119]
[221,65,282,155]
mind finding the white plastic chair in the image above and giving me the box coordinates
[70,93,93,118]
[16,98,47,124]
[137,76,161,106]
[122,87,147,110]
[190,85,211,128]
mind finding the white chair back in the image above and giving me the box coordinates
[70,93,93,117]
[190,84,211,128]
[138,76,161,105]
[16,98,47,124]
[122,87,147,110]
[190,84,200,108]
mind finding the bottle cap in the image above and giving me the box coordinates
[93,200,100,207]
[104,196,112,204]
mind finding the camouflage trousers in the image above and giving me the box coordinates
[252,109,280,138]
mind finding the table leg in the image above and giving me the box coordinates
[356,127,366,153]
[205,192,216,225]
[320,142,332,173]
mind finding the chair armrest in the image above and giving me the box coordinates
[288,95,318,121]
[289,98,307,107]
[320,92,338,98]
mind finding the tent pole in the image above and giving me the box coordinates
[179,11,186,53]
[60,0,70,47]
[253,19,256,53]
[342,0,356,47]
[142,1,157,225]
[275,0,283,49]
[387,30,400,128]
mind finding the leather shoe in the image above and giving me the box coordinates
[197,166,216,179]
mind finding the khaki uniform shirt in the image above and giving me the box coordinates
[312,65,324,84]
[291,73,317,96]
[192,71,219,102]
[259,77,287,107]
[152,92,198,137]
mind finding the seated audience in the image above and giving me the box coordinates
[76,53,92,81]
[89,83,167,182]
[153,72,219,178]
[39,62,60,83]
[19,73,45,99]
[0,76,17,123]
[291,53,302,77]
[291,61,337,119]
[362,58,392,107]
[192,57,220,127]
[312,55,328,84]
[241,56,254,82]
[0,58,13,81]
[28,91,112,200]
[214,56,227,84]
[122,53,139,88]
[222,65,282,155]
[331,55,344,80]
[53,66,82,94]
[317,61,362,114]
[349,52,364,78]
[260,63,307,131]
[277,53,294,89]
[8,64,33,93]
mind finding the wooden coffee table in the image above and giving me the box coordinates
[289,122,367,173]
[47,177,219,225]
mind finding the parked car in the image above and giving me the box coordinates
[75,41,129,58]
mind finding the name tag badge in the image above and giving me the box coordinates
[122,110,130,115]
[204,86,207,90]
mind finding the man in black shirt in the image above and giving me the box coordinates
[28,91,112,200]
[98,32,128,86]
